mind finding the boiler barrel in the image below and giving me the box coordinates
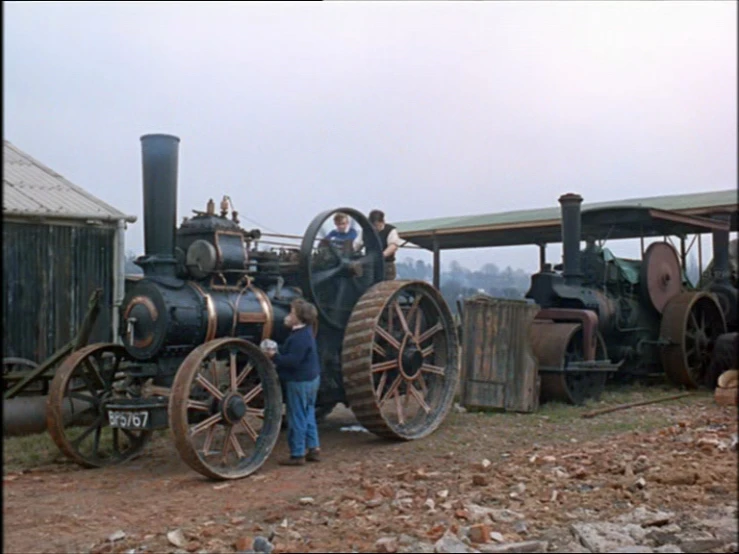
[121,279,301,360]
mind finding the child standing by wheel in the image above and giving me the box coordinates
[264,299,322,466]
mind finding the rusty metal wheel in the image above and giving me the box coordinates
[342,280,460,440]
[660,292,727,388]
[640,242,682,314]
[532,322,608,405]
[3,357,43,395]
[169,338,282,480]
[46,343,152,468]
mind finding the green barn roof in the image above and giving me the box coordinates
[395,189,737,250]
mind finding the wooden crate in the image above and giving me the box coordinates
[460,295,541,413]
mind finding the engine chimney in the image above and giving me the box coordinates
[558,193,584,286]
[137,134,180,277]
[711,213,731,284]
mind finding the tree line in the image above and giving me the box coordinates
[125,251,705,317]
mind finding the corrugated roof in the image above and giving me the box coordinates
[395,190,737,235]
[3,140,136,222]
[395,189,738,250]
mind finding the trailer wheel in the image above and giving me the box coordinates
[47,343,152,468]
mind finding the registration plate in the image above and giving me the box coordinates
[108,410,149,429]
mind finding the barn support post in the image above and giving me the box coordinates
[111,218,126,344]
[698,235,703,287]
[432,234,440,289]
[538,243,547,270]
[680,236,687,270]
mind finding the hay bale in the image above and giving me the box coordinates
[717,369,739,389]
[715,386,738,406]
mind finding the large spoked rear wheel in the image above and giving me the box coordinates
[169,338,283,480]
[46,343,152,468]
[342,280,460,440]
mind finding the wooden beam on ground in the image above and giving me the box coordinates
[581,392,693,419]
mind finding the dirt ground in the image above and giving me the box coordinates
[3,385,737,554]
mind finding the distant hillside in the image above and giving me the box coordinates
[395,258,529,314]
[123,252,530,313]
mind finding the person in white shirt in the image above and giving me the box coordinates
[353,209,402,280]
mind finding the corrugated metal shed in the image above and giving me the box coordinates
[3,140,130,365]
[3,140,136,223]
[395,189,738,250]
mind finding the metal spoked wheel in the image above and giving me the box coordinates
[342,280,460,440]
[660,291,727,388]
[299,207,385,329]
[640,242,682,314]
[3,357,43,395]
[169,338,283,480]
[46,343,152,468]
[532,322,608,405]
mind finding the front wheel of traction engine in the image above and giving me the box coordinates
[169,338,283,480]
[342,280,460,440]
[46,343,153,468]
[532,322,609,406]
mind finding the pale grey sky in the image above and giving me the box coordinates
[4,1,736,273]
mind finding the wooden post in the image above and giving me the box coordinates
[680,236,687,270]
[433,234,441,289]
[698,235,703,287]
[538,244,546,271]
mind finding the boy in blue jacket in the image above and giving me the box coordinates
[266,298,322,466]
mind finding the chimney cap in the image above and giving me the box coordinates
[559,193,583,204]
[140,133,181,143]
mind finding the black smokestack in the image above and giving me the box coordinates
[559,193,583,286]
[138,133,180,277]
[711,214,730,284]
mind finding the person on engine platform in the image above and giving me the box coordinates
[264,299,322,466]
[323,212,358,254]
[354,209,401,281]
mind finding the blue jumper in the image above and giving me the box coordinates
[273,326,321,382]
[325,227,358,243]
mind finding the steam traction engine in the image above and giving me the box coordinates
[526,193,730,405]
[46,134,459,480]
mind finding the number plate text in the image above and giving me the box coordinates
[108,410,149,429]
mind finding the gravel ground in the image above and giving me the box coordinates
[2,386,737,553]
